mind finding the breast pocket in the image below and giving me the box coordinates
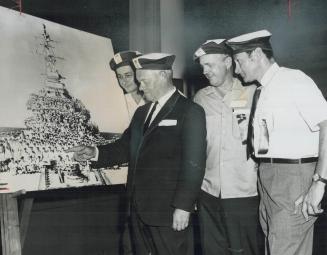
[257,110,274,133]
[232,111,248,141]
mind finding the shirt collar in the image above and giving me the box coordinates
[204,78,243,96]
[223,78,245,104]
[157,87,176,107]
[260,62,280,87]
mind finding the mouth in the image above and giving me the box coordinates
[143,91,150,97]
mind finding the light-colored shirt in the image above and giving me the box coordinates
[194,79,258,199]
[254,63,327,158]
[124,93,146,121]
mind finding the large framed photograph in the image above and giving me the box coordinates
[0,6,129,193]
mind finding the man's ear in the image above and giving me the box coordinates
[225,56,233,69]
[159,70,168,79]
[250,47,263,61]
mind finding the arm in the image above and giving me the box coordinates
[315,120,327,180]
[66,126,131,169]
[291,73,327,219]
[171,104,207,230]
[298,120,327,220]
[91,126,131,169]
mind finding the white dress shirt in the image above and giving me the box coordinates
[145,87,176,125]
[253,63,327,158]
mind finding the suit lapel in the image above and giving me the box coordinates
[140,103,152,124]
[143,90,180,137]
[135,103,151,139]
[129,103,150,180]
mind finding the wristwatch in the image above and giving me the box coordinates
[312,173,327,185]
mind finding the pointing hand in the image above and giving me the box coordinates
[65,145,97,162]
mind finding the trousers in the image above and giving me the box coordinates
[258,162,317,255]
[198,190,263,255]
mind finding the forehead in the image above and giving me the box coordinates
[136,69,158,79]
[116,65,133,75]
[199,54,226,65]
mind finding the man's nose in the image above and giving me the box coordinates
[119,78,126,85]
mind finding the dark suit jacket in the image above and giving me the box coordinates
[93,90,207,226]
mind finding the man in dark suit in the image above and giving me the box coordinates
[67,53,207,255]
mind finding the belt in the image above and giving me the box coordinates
[258,157,318,164]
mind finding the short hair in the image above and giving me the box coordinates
[246,48,274,60]
[261,48,274,59]
[158,70,173,82]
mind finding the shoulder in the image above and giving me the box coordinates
[193,86,212,100]
[278,66,313,84]
[177,96,205,119]
[132,102,150,119]
[278,67,319,93]
[137,101,151,110]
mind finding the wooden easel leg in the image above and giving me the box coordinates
[0,194,22,255]
[19,198,34,249]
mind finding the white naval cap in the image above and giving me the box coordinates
[132,53,175,70]
[193,39,232,60]
[226,30,272,54]
[109,50,142,70]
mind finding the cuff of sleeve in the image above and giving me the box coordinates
[90,147,99,161]
[171,200,195,213]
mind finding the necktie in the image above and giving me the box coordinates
[246,88,261,159]
[143,101,158,134]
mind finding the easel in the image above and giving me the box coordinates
[0,190,34,255]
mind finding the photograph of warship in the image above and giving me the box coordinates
[0,24,124,192]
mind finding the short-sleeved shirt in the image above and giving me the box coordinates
[254,63,327,158]
[194,79,258,199]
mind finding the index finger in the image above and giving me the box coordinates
[294,195,303,214]
[302,202,309,221]
[65,145,85,153]
[312,204,324,215]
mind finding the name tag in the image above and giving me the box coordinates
[233,109,250,115]
[158,119,177,126]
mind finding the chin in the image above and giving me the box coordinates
[125,87,136,93]
[208,80,217,86]
[144,95,152,101]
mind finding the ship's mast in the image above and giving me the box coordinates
[41,24,66,97]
